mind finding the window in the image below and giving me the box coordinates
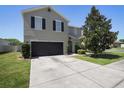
[53,20,64,32]
[56,20,62,32]
[35,16,42,30]
[31,16,46,30]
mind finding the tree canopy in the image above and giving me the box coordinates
[82,6,118,54]
[119,39,124,42]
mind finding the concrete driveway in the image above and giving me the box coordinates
[30,55,124,88]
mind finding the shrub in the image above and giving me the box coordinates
[77,49,86,54]
[21,43,30,58]
[75,45,81,53]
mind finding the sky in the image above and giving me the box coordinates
[0,5,124,42]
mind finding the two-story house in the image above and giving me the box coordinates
[22,6,82,57]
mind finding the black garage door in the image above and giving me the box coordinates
[31,42,63,57]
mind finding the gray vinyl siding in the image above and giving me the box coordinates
[23,8,69,54]
[68,26,82,39]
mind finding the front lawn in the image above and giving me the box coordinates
[105,48,124,52]
[0,52,30,88]
[74,52,124,65]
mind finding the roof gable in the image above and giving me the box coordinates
[22,6,69,22]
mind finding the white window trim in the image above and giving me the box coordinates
[34,16,43,31]
[35,16,42,19]
[55,19,62,32]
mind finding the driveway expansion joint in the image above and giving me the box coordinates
[30,55,124,88]
[78,72,104,88]
[112,77,124,88]
[30,72,79,87]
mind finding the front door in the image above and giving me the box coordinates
[68,40,72,54]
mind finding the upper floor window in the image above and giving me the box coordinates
[53,20,64,32]
[31,16,46,30]
[56,20,61,32]
[35,16,42,30]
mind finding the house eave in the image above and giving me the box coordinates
[68,35,77,39]
[68,25,81,29]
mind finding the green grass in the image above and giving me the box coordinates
[74,52,124,65]
[0,52,30,88]
[116,48,124,49]
[105,48,124,52]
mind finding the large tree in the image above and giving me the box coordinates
[82,6,118,54]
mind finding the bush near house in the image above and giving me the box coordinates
[77,49,86,54]
[21,43,30,58]
[75,45,81,53]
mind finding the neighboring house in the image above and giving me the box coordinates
[113,41,124,48]
[0,38,21,53]
[0,39,10,46]
[0,39,11,53]
[22,6,82,57]
[121,43,124,48]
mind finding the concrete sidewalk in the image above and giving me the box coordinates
[30,55,124,88]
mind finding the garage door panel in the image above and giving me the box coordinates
[31,42,63,57]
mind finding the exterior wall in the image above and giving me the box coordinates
[23,8,68,33]
[121,44,124,48]
[0,39,11,53]
[72,40,76,53]
[0,39,10,46]
[68,26,82,53]
[0,45,14,53]
[71,38,80,53]
[68,26,82,39]
[23,8,69,54]
[25,31,68,54]
[0,39,21,53]
[23,7,82,54]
